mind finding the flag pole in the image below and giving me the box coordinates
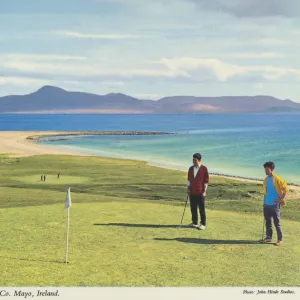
[64,187,72,264]
[65,206,70,264]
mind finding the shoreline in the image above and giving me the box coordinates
[26,131,174,141]
[1,130,299,191]
[147,162,262,184]
[0,131,173,157]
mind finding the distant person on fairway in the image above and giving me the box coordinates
[262,161,288,246]
[187,153,209,230]
[41,175,43,181]
[44,175,46,182]
[57,172,60,178]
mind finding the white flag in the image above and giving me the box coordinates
[64,187,72,210]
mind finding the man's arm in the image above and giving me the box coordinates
[275,178,289,205]
[203,167,209,197]
[203,183,208,197]
[281,179,289,194]
[275,192,287,204]
[187,168,191,194]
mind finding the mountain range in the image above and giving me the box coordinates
[1,85,299,114]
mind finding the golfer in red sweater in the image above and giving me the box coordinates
[187,153,209,230]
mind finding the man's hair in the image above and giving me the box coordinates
[193,153,202,160]
[263,161,275,170]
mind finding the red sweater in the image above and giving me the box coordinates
[188,165,209,195]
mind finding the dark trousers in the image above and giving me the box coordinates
[190,195,206,226]
[264,205,283,241]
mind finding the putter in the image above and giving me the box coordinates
[176,195,189,228]
[257,202,265,243]
[258,217,265,243]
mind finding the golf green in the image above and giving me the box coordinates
[0,154,299,286]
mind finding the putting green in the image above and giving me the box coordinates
[0,201,299,286]
[13,175,90,185]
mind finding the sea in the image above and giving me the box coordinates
[1,113,300,184]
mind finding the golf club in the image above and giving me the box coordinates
[258,211,265,243]
[176,195,189,228]
[261,217,265,240]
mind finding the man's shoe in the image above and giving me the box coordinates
[262,238,272,243]
[199,224,206,230]
[188,223,197,228]
[275,240,283,246]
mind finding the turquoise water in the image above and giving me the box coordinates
[31,113,300,185]
[1,113,299,184]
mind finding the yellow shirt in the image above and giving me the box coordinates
[263,173,289,206]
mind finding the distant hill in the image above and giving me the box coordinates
[1,85,299,114]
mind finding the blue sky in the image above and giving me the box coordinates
[0,0,300,101]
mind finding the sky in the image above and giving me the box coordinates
[0,0,300,101]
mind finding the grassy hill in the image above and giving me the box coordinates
[0,154,299,286]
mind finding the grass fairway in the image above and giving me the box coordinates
[15,175,90,185]
[0,154,299,286]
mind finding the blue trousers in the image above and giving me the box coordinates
[190,195,206,226]
[264,205,283,241]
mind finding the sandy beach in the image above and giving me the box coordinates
[1,130,299,194]
[0,131,171,157]
[0,131,91,157]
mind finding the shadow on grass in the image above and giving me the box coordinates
[0,256,65,264]
[154,238,274,245]
[94,223,177,228]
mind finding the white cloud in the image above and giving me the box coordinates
[187,0,300,18]
[0,76,49,86]
[100,81,125,86]
[236,38,290,47]
[155,57,300,82]
[233,52,285,59]
[154,57,245,81]
[0,0,299,101]
[3,54,300,85]
[4,60,98,76]
[3,59,189,79]
[55,31,142,39]
[292,29,300,35]
[6,54,86,61]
